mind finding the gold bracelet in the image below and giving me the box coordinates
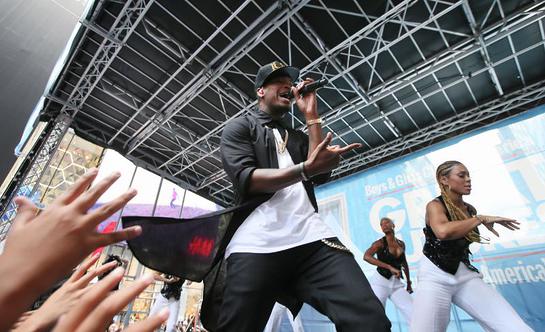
[306,118,322,126]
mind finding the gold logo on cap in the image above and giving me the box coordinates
[271,61,286,71]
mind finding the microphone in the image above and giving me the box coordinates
[287,78,329,99]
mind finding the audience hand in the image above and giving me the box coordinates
[0,168,140,331]
[12,253,117,332]
[53,269,168,332]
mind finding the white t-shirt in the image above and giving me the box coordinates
[225,128,335,258]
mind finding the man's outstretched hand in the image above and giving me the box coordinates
[304,132,362,176]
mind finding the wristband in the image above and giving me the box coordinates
[299,162,309,181]
[306,118,322,126]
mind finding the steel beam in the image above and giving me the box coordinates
[125,0,312,154]
[333,79,545,177]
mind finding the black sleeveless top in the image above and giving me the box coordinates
[422,196,479,274]
[376,237,406,279]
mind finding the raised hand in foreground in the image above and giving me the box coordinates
[53,268,168,332]
[12,253,117,331]
[0,168,140,331]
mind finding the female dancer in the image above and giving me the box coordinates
[410,160,533,332]
[364,217,413,325]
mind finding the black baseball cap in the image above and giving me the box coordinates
[255,61,300,90]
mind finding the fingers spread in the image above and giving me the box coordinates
[85,189,137,227]
[70,253,101,282]
[94,226,142,248]
[76,274,154,332]
[56,168,98,206]
[74,261,118,288]
[336,143,362,154]
[54,267,125,332]
[75,172,121,212]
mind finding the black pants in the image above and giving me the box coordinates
[217,239,391,332]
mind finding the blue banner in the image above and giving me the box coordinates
[308,105,545,331]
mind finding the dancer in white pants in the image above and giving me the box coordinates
[263,303,304,332]
[149,273,186,332]
[364,217,413,325]
[410,161,533,332]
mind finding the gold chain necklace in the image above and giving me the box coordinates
[274,129,289,154]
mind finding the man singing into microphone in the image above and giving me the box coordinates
[218,61,391,331]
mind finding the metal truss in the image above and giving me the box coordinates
[50,0,154,123]
[105,9,255,146]
[160,0,437,172]
[461,0,504,96]
[0,115,71,241]
[148,0,421,189]
[33,0,545,206]
[59,2,266,188]
[189,0,545,201]
[297,0,545,131]
[123,0,314,154]
[60,0,153,118]
[333,78,545,178]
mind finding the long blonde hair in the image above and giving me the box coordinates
[436,161,482,243]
